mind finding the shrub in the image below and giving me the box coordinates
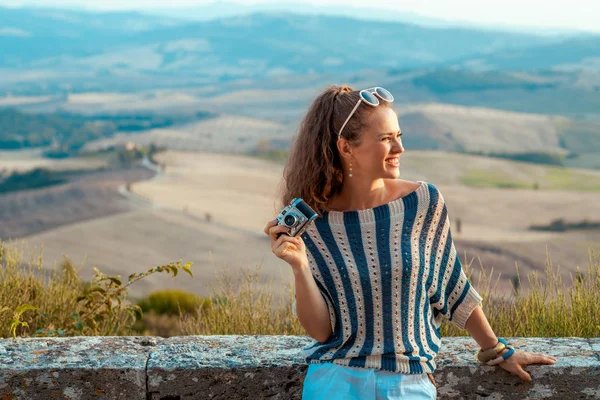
[137,289,206,316]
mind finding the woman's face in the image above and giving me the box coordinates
[350,106,404,180]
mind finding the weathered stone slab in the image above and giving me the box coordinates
[0,336,598,399]
[147,335,314,400]
[435,337,600,399]
[0,336,159,400]
[147,336,600,400]
[584,338,600,399]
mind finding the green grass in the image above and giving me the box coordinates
[543,167,600,191]
[461,166,600,191]
[460,169,533,189]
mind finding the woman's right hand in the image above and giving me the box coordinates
[263,220,308,270]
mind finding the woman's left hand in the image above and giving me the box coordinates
[497,349,557,382]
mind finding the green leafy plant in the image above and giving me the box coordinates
[31,261,193,337]
[9,305,38,338]
[77,261,192,336]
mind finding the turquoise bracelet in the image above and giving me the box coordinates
[477,337,514,365]
[486,346,515,366]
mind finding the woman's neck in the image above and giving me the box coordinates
[329,178,390,212]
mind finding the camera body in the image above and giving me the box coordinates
[276,198,318,237]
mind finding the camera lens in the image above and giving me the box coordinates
[284,214,297,227]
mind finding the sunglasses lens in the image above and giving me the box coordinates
[360,90,379,106]
[375,87,394,102]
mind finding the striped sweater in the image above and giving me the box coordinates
[293,181,483,374]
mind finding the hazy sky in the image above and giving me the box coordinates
[3,0,600,33]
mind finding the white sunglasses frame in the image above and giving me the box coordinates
[337,87,394,139]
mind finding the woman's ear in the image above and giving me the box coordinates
[336,138,353,160]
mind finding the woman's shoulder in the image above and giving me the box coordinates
[388,179,444,205]
[387,179,437,198]
[387,179,422,197]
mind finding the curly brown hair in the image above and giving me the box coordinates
[279,84,393,216]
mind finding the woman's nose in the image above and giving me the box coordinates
[393,139,404,153]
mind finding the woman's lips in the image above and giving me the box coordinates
[385,158,399,167]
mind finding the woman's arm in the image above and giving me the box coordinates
[464,305,498,350]
[265,219,333,342]
[293,262,333,343]
[464,304,557,382]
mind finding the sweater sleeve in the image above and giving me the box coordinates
[430,191,483,331]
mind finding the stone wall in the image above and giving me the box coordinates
[0,336,598,399]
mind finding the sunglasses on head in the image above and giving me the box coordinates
[337,87,394,139]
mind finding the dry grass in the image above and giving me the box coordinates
[0,242,136,337]
[177,263,303,336]
[441,248,600,337]
[2,239,599,338]
[10,208,292,301]
[175,248,600,338]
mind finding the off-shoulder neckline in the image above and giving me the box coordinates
[322,180,428,225]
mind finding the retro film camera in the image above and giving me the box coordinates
[276,198,318,237]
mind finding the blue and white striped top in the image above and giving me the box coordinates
[295,181,483,374]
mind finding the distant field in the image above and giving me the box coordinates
[396,102,568,154]
[132,151,284,235]
[0,167,154,239]
[7,86,598,166]
[461,165,600,191]
[84,114,291,153]
[133,151,599,292]
[55,88,600,165]
[64,91,204,114]
[395,150,600,190]
[0,149,110,172]
[0,95,55,106]
[135,150,600,237]
[8,150,599,300]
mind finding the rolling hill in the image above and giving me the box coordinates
[0,7,567,91]
[451,35,600,71]
[2,7,599,124]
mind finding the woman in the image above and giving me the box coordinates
[263,85,557,399]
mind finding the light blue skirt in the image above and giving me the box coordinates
[302,363,437,400]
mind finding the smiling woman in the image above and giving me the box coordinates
[279,86,401,216]
[263,84,557,400]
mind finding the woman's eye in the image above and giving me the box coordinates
[382,133,402,141]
